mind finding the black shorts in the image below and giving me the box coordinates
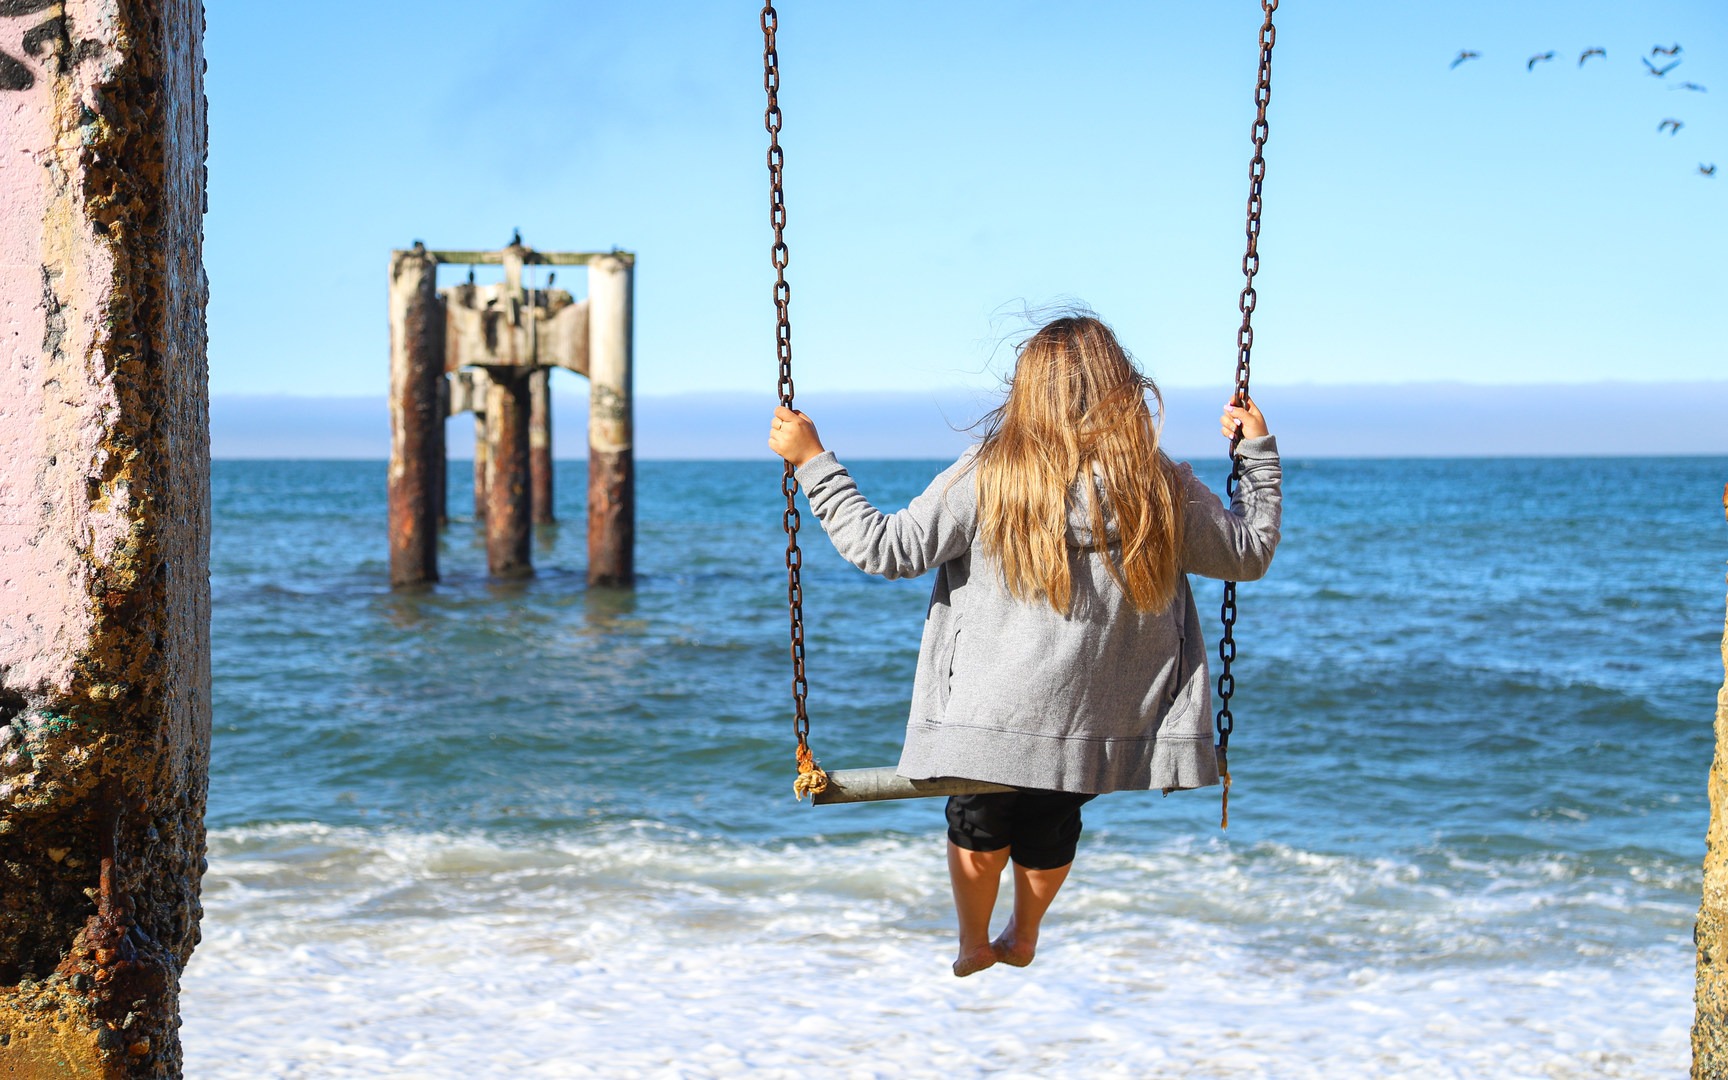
[945,789,1098,870]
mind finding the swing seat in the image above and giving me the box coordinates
[811,767,1016,805]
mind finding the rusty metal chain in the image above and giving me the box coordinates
[1216,0,1277,828]
[763,3,826,799]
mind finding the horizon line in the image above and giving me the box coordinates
[208,378,1728,400]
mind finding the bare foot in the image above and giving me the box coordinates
[991,918,1037,968]
[952,942,998,977]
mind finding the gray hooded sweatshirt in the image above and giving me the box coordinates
[793,436,1282,795]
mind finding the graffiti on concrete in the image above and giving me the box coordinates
[0,0,63,92]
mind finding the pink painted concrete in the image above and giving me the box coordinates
[0,4,209,1073]
[0,5,129,697]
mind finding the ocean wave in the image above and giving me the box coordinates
[181,822,1689,1079]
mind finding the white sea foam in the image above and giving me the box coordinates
[181,822,1690,1079]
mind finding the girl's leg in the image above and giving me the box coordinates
[991,791,1092,967]
[947,840,1009,976]
[992,859,1073,967]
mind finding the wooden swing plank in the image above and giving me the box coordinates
[811,768,1016,805]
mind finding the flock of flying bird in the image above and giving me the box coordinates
[1451,43,1715,177]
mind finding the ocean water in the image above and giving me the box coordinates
[181,455,1727,1078]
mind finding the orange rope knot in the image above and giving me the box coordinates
[1219,767,1232,830]
[792,743,829,801]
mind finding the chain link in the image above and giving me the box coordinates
[1216,0,1278,816]
[763,3,825,798]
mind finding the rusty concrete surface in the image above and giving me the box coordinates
[484,370,533,577]
[387,244,443,587]
[1695,483,1728,1078]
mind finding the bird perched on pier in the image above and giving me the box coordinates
[1450,49,1479,69]
[1644,57,1682,78]
[1702,164,1717,177]
[1578,47,1606,66]
[510,228,523,247]
[1674,82,1707,93]
[1652,44,1682,57]
[1527,52,1555,71]
[1658,119,1683,136]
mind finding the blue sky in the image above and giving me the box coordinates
[205,1,1724,399]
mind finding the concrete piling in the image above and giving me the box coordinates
[465,371,490,522]
[587,254,635,587]
[1693,484,1728,1077]
[434,374,449,529]
[474,411,490,521]
[0,1,210,1075]
[530,367,555,525]
[387,244,444,586]
[483,369,534,577]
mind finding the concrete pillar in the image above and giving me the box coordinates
[483,369,533,577]
[472,409,489,521]
[0,3,209,1077]
[530,368,555,525]
[387,244,442,587]
[463,369,490,522]
[1694,484,1728,1077]
[433,374,449,530]
[586,255,635,587]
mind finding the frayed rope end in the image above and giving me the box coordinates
[792,744,829,801]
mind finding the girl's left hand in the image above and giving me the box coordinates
[769,405,826,467]
[1220,396,1269,440]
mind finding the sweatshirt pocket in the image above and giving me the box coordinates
[936,624,961,710]
[1168,633,1186,706]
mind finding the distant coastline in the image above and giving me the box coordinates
[211,382,1728,460]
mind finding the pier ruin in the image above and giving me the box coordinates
[387,240,636,588]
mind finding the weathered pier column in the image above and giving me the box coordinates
[587,254,636,587]
[387,244,444,586]
[447,369,490,522]
[529,367,555,525]
[0,2,210,1077]
[483,369,534,577]
[1693,484,1728,1077]
[433,375,449,529]
[473,407,490,521]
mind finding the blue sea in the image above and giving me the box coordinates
[181,455,1727,1078]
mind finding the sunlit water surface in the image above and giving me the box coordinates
[181,456,1726,1078]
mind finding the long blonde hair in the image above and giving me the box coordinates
[973,314,1184,614]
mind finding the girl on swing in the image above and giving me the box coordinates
[767,311,1282,977]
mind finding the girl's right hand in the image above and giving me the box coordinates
[1220,397,1269,441]
[769,405,827,467]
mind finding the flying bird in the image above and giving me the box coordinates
[1578,47,1606,66]
[1658,118,1683,135]
[1674,82,1707,93]
[1450,49,1480,69]
[1701,164,1717,177]
[1644,57,1682,77]
[1652,44,1682,57]
[1527,52,1556,71]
